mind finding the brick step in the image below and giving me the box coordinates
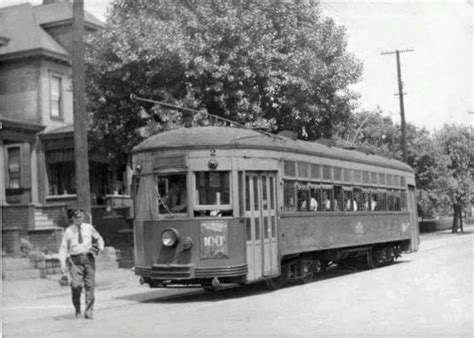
[34,213,49,220]
[2,257,34,270]
[2,268,42,281]
[34,220,55,228]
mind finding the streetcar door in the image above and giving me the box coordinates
[244,172,279,281]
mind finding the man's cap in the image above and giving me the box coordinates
[68,208,84,219]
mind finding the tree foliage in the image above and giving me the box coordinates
[339,111,473,223]
[85,0,362,169]
[434,124,473,231]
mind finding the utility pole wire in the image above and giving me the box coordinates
[381,48,414,163]
[130,94,283,140]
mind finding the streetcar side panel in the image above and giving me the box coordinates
[279,213,412,256]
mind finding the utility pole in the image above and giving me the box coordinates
[381,48,413,163]
[72,0,91,219]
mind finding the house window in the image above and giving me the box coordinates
[7,146,21,189]
[50,75,62,118]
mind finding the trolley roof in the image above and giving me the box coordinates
[132,126,413,172]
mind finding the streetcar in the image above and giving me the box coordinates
[131,126,419,290]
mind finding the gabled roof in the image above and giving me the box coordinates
[0,2,104,62]
[34,2,104,29]
[0,3,70,62]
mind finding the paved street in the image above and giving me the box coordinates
[2,229,473,337]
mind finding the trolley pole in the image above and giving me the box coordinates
[381,48,413,163]
[72,0,91,219]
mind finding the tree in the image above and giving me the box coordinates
[335,109,457,220]
[335,108,398,156]
[435,124,473,232]
[85,0,362,170]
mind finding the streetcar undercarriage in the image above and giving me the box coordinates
[265,239,409,290]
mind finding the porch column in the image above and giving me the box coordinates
[30,140,39,204]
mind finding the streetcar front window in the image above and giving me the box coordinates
[194,171,231,216]
[157,174,187,214]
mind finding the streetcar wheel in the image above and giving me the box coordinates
[366,249,382,269]
[385,248,395,264]
[265,275,285,291]
[298,257,320,284]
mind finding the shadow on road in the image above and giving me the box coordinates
[116,260,409,304]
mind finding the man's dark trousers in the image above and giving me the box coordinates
[68,253,96,317]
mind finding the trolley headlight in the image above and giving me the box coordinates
[162,228,180,247]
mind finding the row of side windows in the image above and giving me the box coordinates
[283,180,407,213]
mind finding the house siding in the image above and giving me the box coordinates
[0,60,40,122]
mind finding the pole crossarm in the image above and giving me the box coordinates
[381,48,414,55]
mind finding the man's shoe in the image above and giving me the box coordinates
[84,313,93,319]
[75,311,81,318]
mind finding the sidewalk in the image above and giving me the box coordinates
[2,267,140,302]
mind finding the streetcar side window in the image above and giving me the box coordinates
[283,181,296,212]
[297,184,310,211]
[379,190,387,211]
[310,186,321,211]
[343,188,353,211]
[370,191,378,211]
[322,187,333,211]
[401,190,408,211]
[360,189,370,211]
[354,188,364,211]
[333,186,343,211]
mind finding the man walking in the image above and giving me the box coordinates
[59,208,104,319]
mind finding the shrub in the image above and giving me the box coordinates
[20,237,34,255]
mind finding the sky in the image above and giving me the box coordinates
[2,0,473,131]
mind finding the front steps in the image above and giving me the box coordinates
[34,209,55,229]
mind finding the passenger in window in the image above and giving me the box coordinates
[371,196,377,211]
[166,181,187,212]
[298,196,306,211]
[302,197,318,211]
[345,199,352,211]
[363,196,369,211]
[323,196,331,211]
[353,199,358,211]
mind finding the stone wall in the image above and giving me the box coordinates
[2,204,35,234]
[2,227,22,254]
[27,228,63,253]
